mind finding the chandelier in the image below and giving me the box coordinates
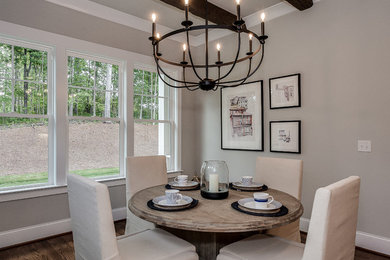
[150,0,268,91]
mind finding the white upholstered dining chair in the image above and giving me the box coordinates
[125,155,168,235]
[67,174,198,260]
[255,156,303,242]
[217,176,360,260]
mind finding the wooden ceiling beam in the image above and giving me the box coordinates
[285,0,313,11]
[159,0,237,27]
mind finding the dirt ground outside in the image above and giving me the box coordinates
[0,122,158,176]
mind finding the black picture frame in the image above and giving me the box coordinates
[220,80,264,151]
[269,73,301,109]
[269,120,301,154]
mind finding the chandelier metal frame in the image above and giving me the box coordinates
[150,1,268,91]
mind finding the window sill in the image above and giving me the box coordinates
[0,177,126,203]
[0,170,184,203]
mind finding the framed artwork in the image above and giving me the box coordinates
[269,73,301,109]
[221,81,263,151]
[270,120,301,154]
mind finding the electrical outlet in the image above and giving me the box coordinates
[358,140,371,152]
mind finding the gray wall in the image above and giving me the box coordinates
[0,186,125,231]
[182,0,390,238]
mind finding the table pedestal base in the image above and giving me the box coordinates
[160,226,259,260]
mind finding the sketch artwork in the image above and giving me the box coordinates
[269,74,301,109]
[278,129,291,143]
[229,96,253,137]
[221,81,263,151]
[270,121,301,153]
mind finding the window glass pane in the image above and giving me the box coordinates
[68,56,119,118]
[69,120,119,178]
[151,72,158,96]
[68,87,93,117]
[14,46,47,83]
[140,96,152,119]
[0,43,12,79]
[133,94,141,119]
[134,122,171,158]
[133,69,144,94]
[133,95,169,120]
[0,79,12,113]
[95,62,119,92]
[14,81,47,115]
[0,117,49,188]
[144,71,152,95]
[95,90,119,118]
[67,57,94,88]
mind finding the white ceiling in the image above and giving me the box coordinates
[88,0,283,30]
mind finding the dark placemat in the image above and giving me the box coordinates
[229,183,268,192]
[165,184,200,191]
[147,199,198,212]
[231,201,288,217]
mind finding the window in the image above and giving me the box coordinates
[67,53,124,179]
[133,67,177,171]
[0,40,53,189]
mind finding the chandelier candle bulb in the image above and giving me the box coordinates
[249,33,253,53]
[216,43,221,62]
[236,0,241,21]
[151,13,157,38]
[182,43,187,62]
[184,0,189,21]
[209,174,219,192]
[261,12,265,36]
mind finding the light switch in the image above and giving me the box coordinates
[358,140,371,152]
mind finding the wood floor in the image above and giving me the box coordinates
[0,220,388,260]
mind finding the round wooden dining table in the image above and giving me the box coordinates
[129,185,303,260]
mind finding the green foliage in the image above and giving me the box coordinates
[67,57,119,118]
[0,117,47,129]
[0,43,48,121]
[133,69,163,120]
[0,167,119,188]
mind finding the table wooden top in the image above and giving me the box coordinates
[129,185,303,233]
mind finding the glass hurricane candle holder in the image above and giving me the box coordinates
[200,160,229,200]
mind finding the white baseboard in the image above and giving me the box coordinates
[0,207,127,249]
[300,217,390,256]
[112,207,127,221]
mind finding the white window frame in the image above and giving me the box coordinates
[0,36,55,192]
[0,24,181,200]
[66,50,126,180]
[133,63,180,171]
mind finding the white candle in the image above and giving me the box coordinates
[209,174,219,192]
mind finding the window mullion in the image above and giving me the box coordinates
[93,61,96,117]
[11,45,15,113]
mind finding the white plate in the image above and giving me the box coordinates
[232,182,263,188]
[152,195,193,207]
[238,198,282,211]
[169,181,199,188]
